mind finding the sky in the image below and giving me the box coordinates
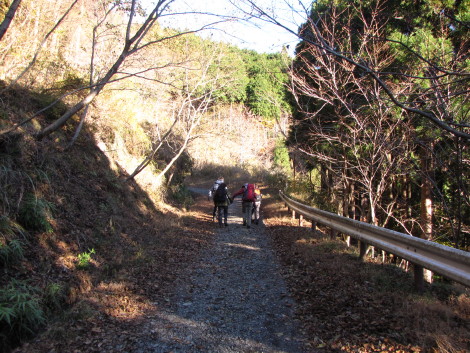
[143,0,311,55]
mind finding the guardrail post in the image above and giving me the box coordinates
[359,241,367,260]
[311,221,316,232]
[299,214,304,227]
[414,264,424,293]
[330,229,337,239]
[292,210,296,220]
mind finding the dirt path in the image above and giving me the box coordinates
[135,190,310,352]
[11,184,468,353]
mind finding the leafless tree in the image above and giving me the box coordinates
[7,0,79,88]
[288,2,415,230]
[1,0,231,141]
[127,49,221,180]
[233,0,470,141]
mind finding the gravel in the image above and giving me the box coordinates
[135,195,310,353]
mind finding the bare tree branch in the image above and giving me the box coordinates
[235,0,470,141]
[0,0,22,41]
[8,0,79,87]
[26,0,232,140]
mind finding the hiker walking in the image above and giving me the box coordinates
[252,186,262,225]
[232,183,256,228]
[212,182,231,227]
[208,176,224,222]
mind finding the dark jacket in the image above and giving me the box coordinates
[214,183,231,207]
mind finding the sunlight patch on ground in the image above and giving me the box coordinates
[222,242,261,251]
[89,281,152,319]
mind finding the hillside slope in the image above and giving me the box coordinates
[1,86,468,353]
[0,87,213,352]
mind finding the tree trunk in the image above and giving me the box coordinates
[404,175,413,232]
[35,89,99,139]
[454,136,462,249]
[420,141,434,283]
[0,0,22,41]
[420,145,434,241]
[36,46,128,139]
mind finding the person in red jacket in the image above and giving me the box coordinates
[231,183,256,228]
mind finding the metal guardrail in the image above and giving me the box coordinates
[280,191,470,288]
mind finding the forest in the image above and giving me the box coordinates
[0,0,469,351]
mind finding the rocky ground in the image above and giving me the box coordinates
[134,195,311,352]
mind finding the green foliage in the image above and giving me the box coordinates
[0,216,28,240]
[0,239,24,267]
[169,185,194,210]
[42,283,66,312]
[76,248,95,269]
[245,52,291,121]
[17,194,54,233]
[205,45,292,120]
[273,139,292,173]
[209,44,249,103]
[0,280,45,348]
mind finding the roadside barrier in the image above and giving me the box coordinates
[280,191,470,290]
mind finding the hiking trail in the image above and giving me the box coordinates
[134,188,310,352]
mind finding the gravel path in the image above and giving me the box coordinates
[136,190,309,352]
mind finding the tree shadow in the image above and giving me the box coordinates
[0,83,217,352]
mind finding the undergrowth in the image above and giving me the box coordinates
[76,248,95,270]
[169,184,194,210]
[0,281,45,353]
[0,239,24,267]
[17,194,54,233]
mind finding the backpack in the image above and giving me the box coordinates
[243,184,256,202]
[211,182,220,193]
[210,180,223,198]
[213,184,227,202]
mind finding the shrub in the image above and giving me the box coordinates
[169,185,194,209]
[0,216,28,240]
[76,248,95,269]
[17,194,54,233]
[0,280,45,350]
[0,239,24,267]
[43,283,66,312]
[314,240,349,254]
[273,139,292,174]
[31,91,69,122]
[265,171,289,191]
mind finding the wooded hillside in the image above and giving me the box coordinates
[0,0,292,350]
[0,0,469,352]
[283,0,469,255]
